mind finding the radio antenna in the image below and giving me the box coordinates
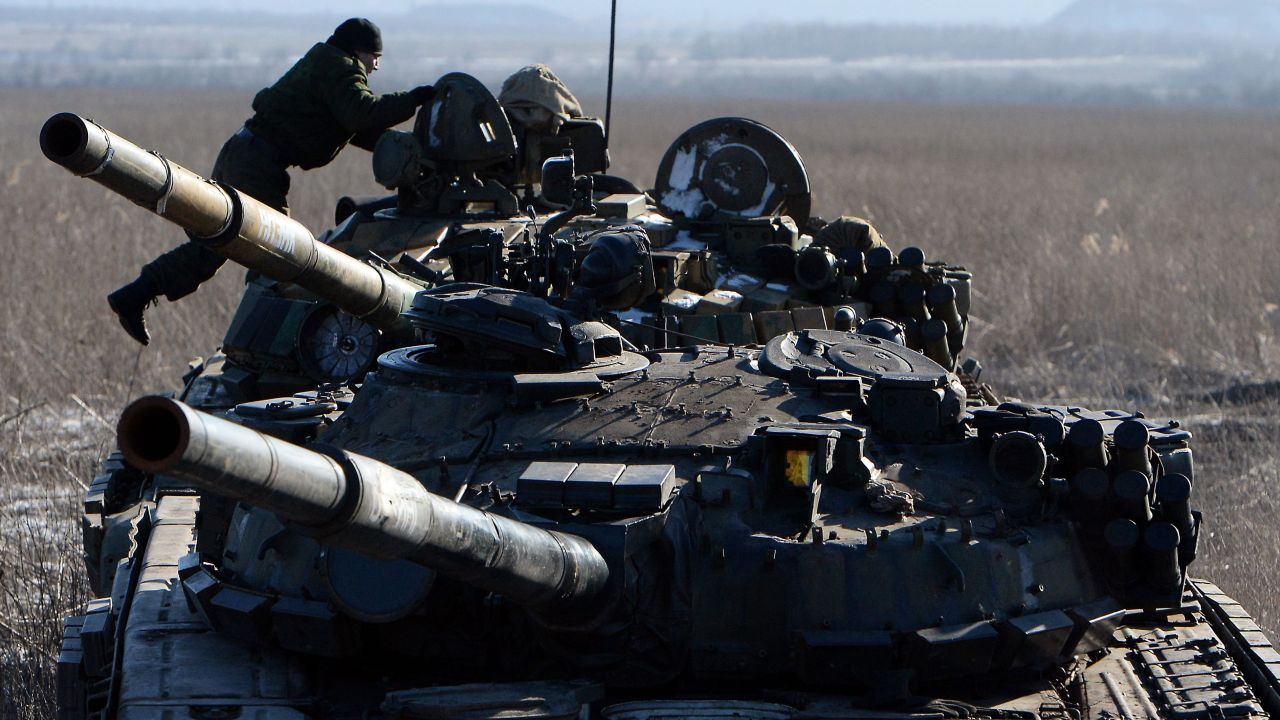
[605,0,618,149]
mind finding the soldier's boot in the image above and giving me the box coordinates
[107,275,159,346]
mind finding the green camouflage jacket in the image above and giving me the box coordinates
[246,41,417,170]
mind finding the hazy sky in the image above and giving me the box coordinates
[593,0,1074,26]
[0,0,1077,26]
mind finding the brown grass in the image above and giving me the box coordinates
[1,88,1277,714]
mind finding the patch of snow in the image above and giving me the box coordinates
[636,212,673,226]
[706,289,743,303]
[666,294,700,310]
[615,309,652,323]
[712,175,739,197]
[717,272,762,291]
[660,188,709,219]
[699,134,729,155]
[667,147,697,190]
[666,231,708,252]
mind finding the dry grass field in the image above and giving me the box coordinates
[1,87,1278,715]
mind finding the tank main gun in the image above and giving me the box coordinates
[116,396,610,608]
[39,112,421,330]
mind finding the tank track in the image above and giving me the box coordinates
[1192,580,1280,716]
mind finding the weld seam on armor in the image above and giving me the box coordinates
[83,118,114,177]
[146,150,176,215]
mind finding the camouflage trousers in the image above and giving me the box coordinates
[140,127,291,301]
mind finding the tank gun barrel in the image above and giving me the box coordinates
[39,112,420,329]
[116,396,610,607]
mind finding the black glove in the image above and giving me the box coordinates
[411,85,436,105]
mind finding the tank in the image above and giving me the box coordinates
[42,101,1280,719]
[42,77,983,599]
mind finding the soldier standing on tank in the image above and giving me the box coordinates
[107,18,435,345]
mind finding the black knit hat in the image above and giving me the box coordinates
[329,18,382,54]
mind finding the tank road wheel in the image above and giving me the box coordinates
[297,305,382,384]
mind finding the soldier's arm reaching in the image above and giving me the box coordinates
[325,71,419,139]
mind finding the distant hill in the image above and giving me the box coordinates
[1049,0,1280,40]
[406,3,579,32]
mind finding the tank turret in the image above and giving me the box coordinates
[39,113,422,330]
[116,395,609,608]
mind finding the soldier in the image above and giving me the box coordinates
[498,64,584,185]
[499,64,583,137]
[811,216,888,254]
[107,17,435,345]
